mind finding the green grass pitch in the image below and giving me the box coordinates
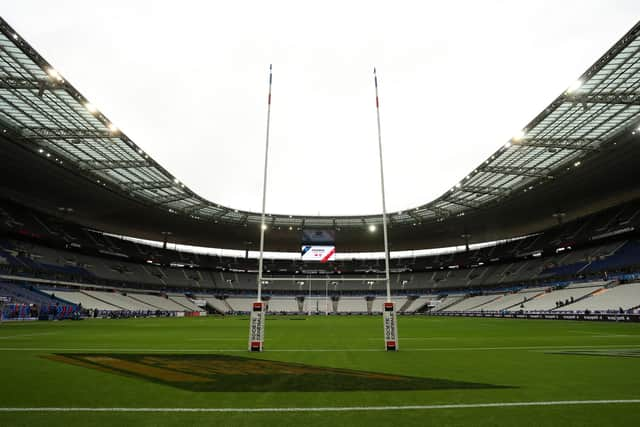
[1,315,640,426]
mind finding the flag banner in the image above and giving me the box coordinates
[248,301,265,352]
[383,302,398,351]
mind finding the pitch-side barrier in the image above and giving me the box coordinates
[428,311,640,322]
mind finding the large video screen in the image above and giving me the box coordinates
[301,245,335,263]
[301,229,335,245]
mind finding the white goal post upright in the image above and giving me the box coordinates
[374,68,398,351]
[249,64,272,352]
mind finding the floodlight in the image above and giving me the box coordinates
[368,224,376,232]
[85,102,97,113]
[567,79,582,93]
[512,130,525,142]
[47,68,62,81]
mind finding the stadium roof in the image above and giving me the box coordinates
[1,17,640,251]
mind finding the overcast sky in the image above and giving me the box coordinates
[4,1,639,216]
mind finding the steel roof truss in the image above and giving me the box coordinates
[479,165,552,179]
[121,181,175,192]
[79,160,150,171]
[566,92,640,106]
[21,127,112,140]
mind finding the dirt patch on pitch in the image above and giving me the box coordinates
[46,353,508,392]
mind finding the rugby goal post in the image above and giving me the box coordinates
[374,68,398,351]
[248,64,272,352]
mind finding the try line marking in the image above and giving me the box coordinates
[1,344,640,352]
[0,400,639,413]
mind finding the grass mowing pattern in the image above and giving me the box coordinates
[0,316,639,426]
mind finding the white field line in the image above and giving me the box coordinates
[590,334,637,338]
[0,333,57,340]
[0,400,639,413]
[1,344,640,353]
[367,337,457,340]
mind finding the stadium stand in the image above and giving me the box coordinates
[441,294,504,312]
[403,295,439,312]
[0,13,639,328]
[225,297,254,312]
[200,296,230,314]
[81,290,159,311]
[431,295,466,312]
[167,295,203,312]
[45,290,119,311]
[2,196,640,317]
[337,297,368,313]
[370,297,408,313]
[0,282,78,320]
[469,287,547,312]
[518,282,608,312]
[303,296,334,313]
[128,294,190,311]
[561,282,640,312]
[266,297,299,313]
[0,281,64,306]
